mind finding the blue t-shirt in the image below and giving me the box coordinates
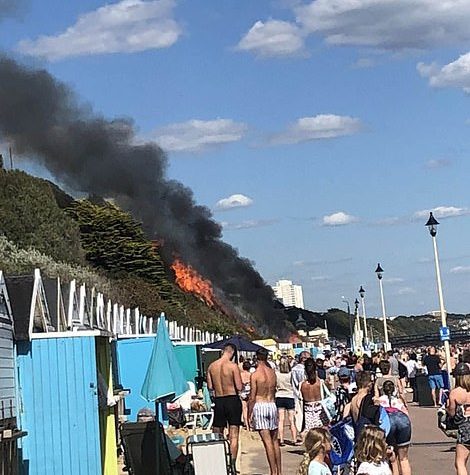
[308,460,332,475]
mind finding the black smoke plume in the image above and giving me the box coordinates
[0,56,285,334]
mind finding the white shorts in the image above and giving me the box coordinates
[251,402,279,431]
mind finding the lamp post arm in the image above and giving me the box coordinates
[379,279,389,350]
[432,234,452,387]
[432,235,447,326]
[361,297,368,344]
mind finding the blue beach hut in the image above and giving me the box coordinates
[6,270,120,475]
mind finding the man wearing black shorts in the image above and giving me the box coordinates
[207,343,243,464]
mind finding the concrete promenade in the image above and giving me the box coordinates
[239,404,456,475]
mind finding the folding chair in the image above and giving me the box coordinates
[186,433,234,475]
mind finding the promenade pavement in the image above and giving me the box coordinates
[239,404,456,475]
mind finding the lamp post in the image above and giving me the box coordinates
[359,285,368,347]
[425,212,453,386]
[354,298,361,351]
[342,296,354,351]
[375,263,390,350]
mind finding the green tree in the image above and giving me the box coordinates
[68,199,171,290]
[0,169,83,263]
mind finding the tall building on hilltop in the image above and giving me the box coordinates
[272,279,304,309]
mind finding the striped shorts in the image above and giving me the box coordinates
[251,402,279,431]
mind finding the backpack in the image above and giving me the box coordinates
[353,393,390,440]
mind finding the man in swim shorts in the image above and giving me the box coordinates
[423,346,444,407]
[249,348,282,475]
[207,343,243,463]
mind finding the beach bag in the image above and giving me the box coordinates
[454,405,470,444]
[320,381,337,423]
[295,397,304,433]
[378,406,391,436]
[329,417,355,466]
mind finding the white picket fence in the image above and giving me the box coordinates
[24,268,221,343]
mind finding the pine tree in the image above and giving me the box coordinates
[68,200,171,294]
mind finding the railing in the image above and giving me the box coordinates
[13,269,222,344]
[390,328,470,347]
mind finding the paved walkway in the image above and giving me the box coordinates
[239,404,456,475]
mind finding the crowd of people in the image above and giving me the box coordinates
[206,343,470,475]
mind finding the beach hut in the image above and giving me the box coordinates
[0,270,26,473]
[6,270,120,475]
[117,335,202,420]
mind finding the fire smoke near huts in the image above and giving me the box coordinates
[0,56,285,334]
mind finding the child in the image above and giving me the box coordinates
[355,426,394,475]
[378,380,409,416]
[297,428,332,475]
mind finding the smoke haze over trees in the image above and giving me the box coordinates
[0,56,284,334]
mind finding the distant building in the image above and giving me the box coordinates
[272,279,304,309]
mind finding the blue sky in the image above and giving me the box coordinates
[3,0,470,316]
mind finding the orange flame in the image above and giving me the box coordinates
[172,259,215,307]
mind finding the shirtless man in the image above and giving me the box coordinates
[248,348,282,475]
[207,343,243,463]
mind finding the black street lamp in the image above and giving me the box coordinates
[375,263,384,280]
[425,211,439,237]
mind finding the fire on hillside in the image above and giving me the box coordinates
[171,259,216,307]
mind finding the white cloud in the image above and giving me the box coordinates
[384,277,404,284]
[296,0,470,51]
[418,53,470,92]
[425,159,452,169]
[352,58,376,69]
[450,266,470,274]
[222,219,278,230]
[397,286,416,295]
[153,119,247,152]
[215,194,253,211]
[17,0,181,61]
[236,19,305,57]
[310,276,331,282]
[270,114,362,145]
[413,206,470,220]
[322,211,357,227]
[373,217,401,226]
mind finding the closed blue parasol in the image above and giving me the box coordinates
[140,313,189,474]
[203,334,266,352]
[141,313,189,401]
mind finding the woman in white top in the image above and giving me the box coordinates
[276,357,298,445]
